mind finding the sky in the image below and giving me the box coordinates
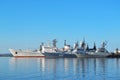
[0,0,120,53]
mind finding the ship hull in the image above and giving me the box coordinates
[43,52,77,58]
[75,52,110,58]
[9,49,45,57]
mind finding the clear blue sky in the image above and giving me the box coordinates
[0,0,120,53]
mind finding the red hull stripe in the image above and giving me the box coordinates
[14,56,45,58]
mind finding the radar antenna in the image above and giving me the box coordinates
[102,41,107,48]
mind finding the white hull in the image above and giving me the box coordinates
[9,49,45,57]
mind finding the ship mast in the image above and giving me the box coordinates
[80,39,86,49]
[52,39,57,47]
[64,40,67,46]
[93,42,97,50]
[40,42,44,51]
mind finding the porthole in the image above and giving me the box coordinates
[15,52,18,54]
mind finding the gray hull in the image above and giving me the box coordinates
[43,52,77,58]
[75,52,110,58]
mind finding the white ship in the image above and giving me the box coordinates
[41,39,77,58]
[9,49,45,57]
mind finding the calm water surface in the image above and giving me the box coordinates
[0,57,120,80]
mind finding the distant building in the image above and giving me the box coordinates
[114,48,120,54]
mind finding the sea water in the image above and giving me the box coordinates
[0,57,120,80]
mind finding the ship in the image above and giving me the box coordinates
[9,46,45,57]
[73,40,110,58]
[41,39,77,58]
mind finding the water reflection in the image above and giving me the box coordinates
[9,58,46,72]
[7,58,120,80]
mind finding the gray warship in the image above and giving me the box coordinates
[41,39,110,58]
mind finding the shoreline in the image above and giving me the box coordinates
[0,53,13,57]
